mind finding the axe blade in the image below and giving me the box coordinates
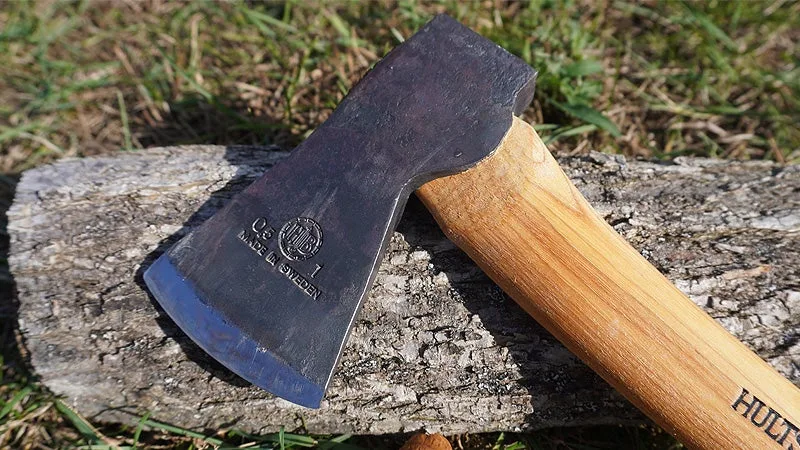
[144,15,536,408]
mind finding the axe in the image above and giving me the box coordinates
[144,15,800,449]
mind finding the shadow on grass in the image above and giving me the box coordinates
[135,94,300,151]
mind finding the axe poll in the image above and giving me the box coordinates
[144,15,800,449]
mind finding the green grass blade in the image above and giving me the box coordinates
[681,1,738,51]
[141,418,224,446]
[545,124,598,144]
[323,10,350,39]
[504,443,528,450]
[0,385,32,420]
[227,429,318,447]
[562,59,603,77]
[317,434,363,450]
[116,90,132,151]
[533,124,559,132]
[240,8,276,38]
[552,101,621,137]
[55,400,102,444]
[0,123,49,143]
[76,446,134,450]
[132,411,151,446]
[247,7,298,33]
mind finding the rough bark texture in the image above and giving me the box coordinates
[8,145,799,435]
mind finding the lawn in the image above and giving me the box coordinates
[0,0,797,448]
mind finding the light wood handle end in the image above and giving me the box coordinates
[417,117,800,449]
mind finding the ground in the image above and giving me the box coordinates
[0,0,797,448]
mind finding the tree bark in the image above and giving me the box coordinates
[8,146,799,434]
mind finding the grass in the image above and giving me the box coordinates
[0,0,797,448]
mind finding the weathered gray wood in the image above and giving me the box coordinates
[8,146,799,435]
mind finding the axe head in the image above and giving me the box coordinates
[144,15,536,408]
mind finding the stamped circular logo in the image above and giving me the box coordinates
[278,217,323,261]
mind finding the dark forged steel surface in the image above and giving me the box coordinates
[144,15,536,407]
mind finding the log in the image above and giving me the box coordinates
[8,145,799,435]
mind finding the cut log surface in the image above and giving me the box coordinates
[8,145,799,434]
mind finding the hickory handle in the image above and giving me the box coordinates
[416,117,800,450]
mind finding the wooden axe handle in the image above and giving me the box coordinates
[416,117,800,449]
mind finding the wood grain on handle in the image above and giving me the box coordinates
[416,117,800,449]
